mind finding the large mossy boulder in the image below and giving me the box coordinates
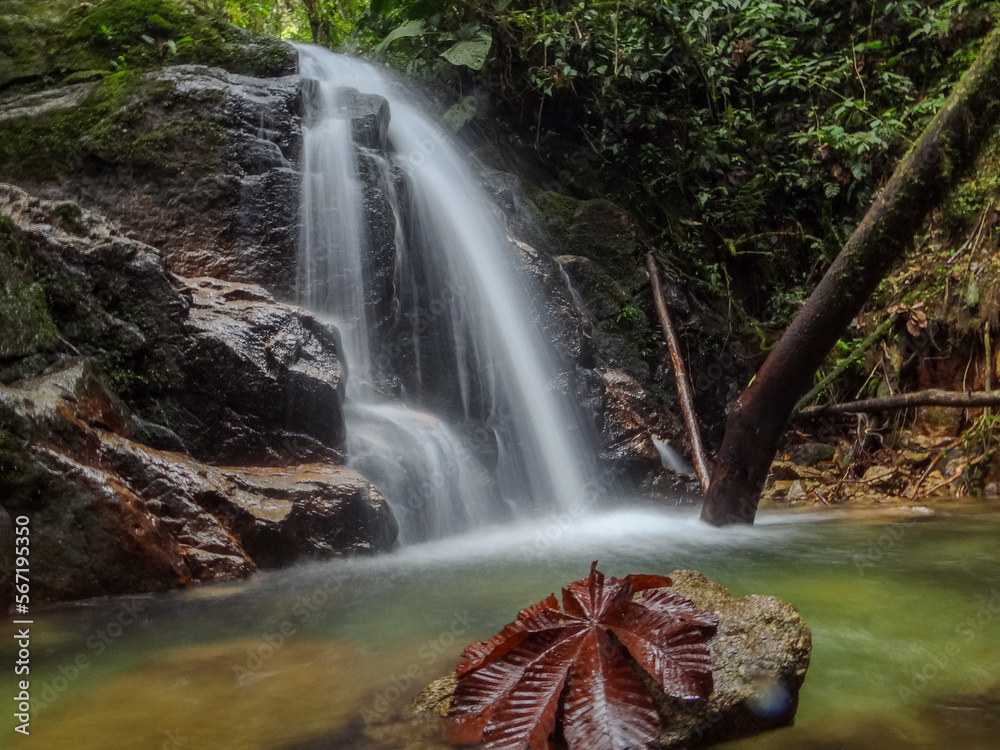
[0,0,295,93]
[0,63,304,295]
[0,0,303,296]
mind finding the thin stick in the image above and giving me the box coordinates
[920,462,968,496]
[799,389,1000,418]
[646,253,711,493]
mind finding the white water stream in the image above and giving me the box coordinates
[295,46,592,542]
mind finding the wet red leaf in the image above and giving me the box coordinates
[445,562,718,750]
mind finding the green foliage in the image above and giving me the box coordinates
[218,0,374,47]
[307,0,999,339]
[489,1,995,306]
[438,29,492,70]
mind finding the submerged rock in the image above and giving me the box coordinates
[391,570,811,750]
[645,570,812,748]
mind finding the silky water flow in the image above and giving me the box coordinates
[295,45,595,543]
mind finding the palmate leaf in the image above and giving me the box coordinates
[440,31,492,70]
[445,562,718,750]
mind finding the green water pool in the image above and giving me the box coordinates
[4,502,1000,749]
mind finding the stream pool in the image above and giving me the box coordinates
[5,502,1000,749]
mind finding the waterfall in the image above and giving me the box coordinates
[295,45,593,543]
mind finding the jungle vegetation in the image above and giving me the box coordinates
[215,0,1000,331]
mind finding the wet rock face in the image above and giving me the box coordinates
[211,464,399,566]
[0,186,397,601]
[356,149,404,361]
[337,88,391,150]
[509,233,692,494]
[0,64,304,296]
[400,570,811,750]
[482,169,752,490]
[180,277,348,462]
[0,184,346,464]
[122,65,303,294]
[477,169,696,493]
[302,84,391,151]
[0,361,397,602]
[597,367,694,496]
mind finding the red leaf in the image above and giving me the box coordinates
[446,563,717,750]
[563,629,659,750]
[605,602,714,699]
[624,573,674,591]
[632,588,720,631]
[456,594,561,677]
[480,633,581,750]
[561,561,631,619]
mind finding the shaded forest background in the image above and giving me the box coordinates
[217,0,997,322]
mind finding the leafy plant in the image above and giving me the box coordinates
[445,562,718,750]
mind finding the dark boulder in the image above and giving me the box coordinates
[0,360,396,602]
[332,87,391,151]
[179,276,348,463]
[0,184,347,464]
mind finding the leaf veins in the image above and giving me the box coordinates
[445,561,719,750]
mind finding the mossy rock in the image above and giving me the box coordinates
[557,254,656,382]
[0,70,227,181]
[61,69,110,85]
[0,215,59,367]
[528,188,647,294]
[0,0,294,93]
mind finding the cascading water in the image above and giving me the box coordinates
[295,45,595,543]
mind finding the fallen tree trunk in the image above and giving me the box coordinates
[700,22,1000,526]
[646,254,712,492]
[798,389,1000,417]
